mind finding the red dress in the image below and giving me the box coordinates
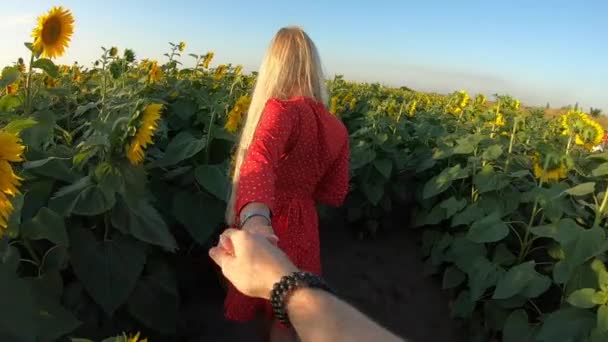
[224,96,350,322]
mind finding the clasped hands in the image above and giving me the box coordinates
[218,215,279,256]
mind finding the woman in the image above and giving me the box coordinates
[224,27,350,341]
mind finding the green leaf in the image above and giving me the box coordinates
[451,290,475,318]
[493,243,516,266]
[452,204,484,227]
[564,182,596,196]
[172,191,223,244]
[23,157,78,183]
[439,197,467,218]
[482,144,503,161]
[592,163,608,177]
[554,226,608,284]
[122,199,177,251]
[0,95,21,112]
[361,178,385,206]
[69,228,146,316]
[157,132,206,167]
[3,118,37,135]
[536,307,594,342]
[20,207,68,246]
[598,305,608,333]
[493,261,551,299]
[466,212,509,243]
[473,165,510,193]
[445,236,487,272]
[503,310,535,342]
[530,218,581,244]
[0,264,37,342]
[170,98,198,121]
[467,257,502,300]
[567,288,598,309]
[195,164,229,202]
[49,177,115,217]
[29,274,81,342]
[127,259,178,333]
[442,266,466,289]
[350,145,376,170]
[0,66,20,88]
[31,58,59,78]
[423,164,468,199]
[373,159,392,179]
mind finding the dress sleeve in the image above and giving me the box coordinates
[314,139,350,207]
[235,99,298,217]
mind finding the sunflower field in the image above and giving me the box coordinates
[2,6,608,342]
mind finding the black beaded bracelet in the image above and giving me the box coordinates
[269,271,334,327]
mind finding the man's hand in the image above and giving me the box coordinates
[209,229,298,299]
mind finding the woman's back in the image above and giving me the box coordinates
[272,97,349,203]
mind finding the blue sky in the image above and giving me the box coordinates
[2,0,606,110]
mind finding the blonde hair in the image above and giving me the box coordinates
[225,26,328,225]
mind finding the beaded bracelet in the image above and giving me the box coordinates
[269,271,334,327]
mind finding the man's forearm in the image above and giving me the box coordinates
[287,288,404,342]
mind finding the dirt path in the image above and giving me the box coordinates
[181,219,466,342]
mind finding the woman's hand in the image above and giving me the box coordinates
[241,216,279,246]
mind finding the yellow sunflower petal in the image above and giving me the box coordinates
[31,6,75,59]
[127,104,163,165]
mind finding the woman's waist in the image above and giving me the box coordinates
[274,191,316,208]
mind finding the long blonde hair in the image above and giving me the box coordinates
[226,26,328,225]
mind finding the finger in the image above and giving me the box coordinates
[219,235,235,255]
[209,246,231,269]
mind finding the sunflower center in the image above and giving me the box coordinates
[42,17,62,44]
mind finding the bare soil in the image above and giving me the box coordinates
[178,217,467,342]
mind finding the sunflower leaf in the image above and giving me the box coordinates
[32,59,59,78]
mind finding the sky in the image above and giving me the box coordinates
[1,0,606,110]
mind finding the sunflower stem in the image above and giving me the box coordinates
[505,117,518,172]
[205,110,217,164]
[594,183,608,227]
[518,158,548,262]
[24,53,35,115]
[566,134,573,155]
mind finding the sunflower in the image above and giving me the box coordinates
[5,83,18,95]
[148,61,163,83]
[0,133,25,162]
[17,58,26,73]
[494,113,506,127]
[0,132,25,232]
[475,94,486,106]
[127,104,163,165]
[127,332,147,342]
[72,65,82,83]
[44,76,59,88]
[225,95,251,133]
[561,109,604,150]
[201,52,214,69]
[109,47,118,57]
[329,96,340,115]
[407,100,417,117]
[349,97,358,111]
[234,65,243,76]
[446,90,469,115]
[532,154,568,183]
[214,65,228,81]
[178,41,186,52]
[31,6,75,59]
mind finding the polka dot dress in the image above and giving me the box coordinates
[224,96,350,323]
